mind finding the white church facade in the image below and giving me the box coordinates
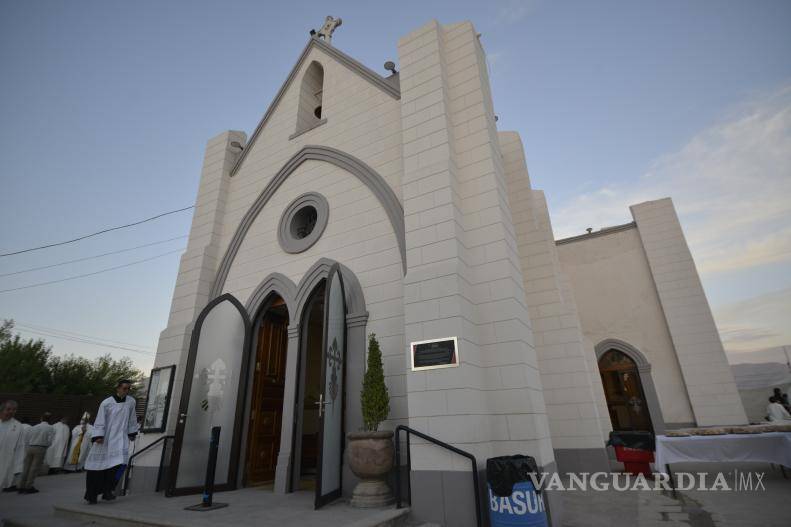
[135,18,747,525]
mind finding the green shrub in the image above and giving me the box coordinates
[360,333,390,431]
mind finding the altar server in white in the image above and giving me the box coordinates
[0,400,26,492]
[83,380,138,504]
[45,416,71,472]
[65,413,93,471]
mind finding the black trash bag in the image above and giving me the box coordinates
[486,455,541,497]
[607,431,655,451]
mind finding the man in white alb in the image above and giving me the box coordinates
[83,380,138,504]
[0,400,26,492]
[45,416,70,473]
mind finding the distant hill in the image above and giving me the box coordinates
[727,345,791,365]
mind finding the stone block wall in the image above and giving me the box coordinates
[631,198,747,426]
[500,132,609,472]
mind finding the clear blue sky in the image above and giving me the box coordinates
[1,0,790,371]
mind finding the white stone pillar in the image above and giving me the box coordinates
[500,132,609,472]
[398,20,553,526]
[631,198,747,426]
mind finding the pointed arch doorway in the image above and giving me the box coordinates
[292,264,347,508]
[244,294,289,486]
[598,349,653,432]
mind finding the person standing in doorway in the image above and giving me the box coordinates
[83,380,138,504]
[18,412,55,494]
[0,400,26,492]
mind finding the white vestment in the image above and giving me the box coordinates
[767,402,791,421]
[12,424,30,487]
[0,418,25,489]
[65,424,93,470]
[45,422,71,469]
[84,396,137,470]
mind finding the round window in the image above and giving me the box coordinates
[291,205,318,239]
[278,193,329,254]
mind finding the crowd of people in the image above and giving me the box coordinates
[0,379,139,504]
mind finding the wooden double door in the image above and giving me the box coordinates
[245,310,288,486]
[599,349,653,432]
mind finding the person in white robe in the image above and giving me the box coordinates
[45,416,71,472]
[767,396,791,421]
[64,414,93,472]
[83,380,138,504]
[0,400,26,492]
[12,423,31,488]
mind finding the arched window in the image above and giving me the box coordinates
[295,61,325,136]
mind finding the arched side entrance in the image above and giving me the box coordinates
[595,339,665,435]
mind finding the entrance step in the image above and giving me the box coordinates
[53,501,411,527]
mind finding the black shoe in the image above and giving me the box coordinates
[25,487,39,494]
[102,492,116,501]
[86,498,98,505]
[2,485,18,492]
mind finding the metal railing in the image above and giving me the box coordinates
[121,435,174,495]
[394,425,482,527]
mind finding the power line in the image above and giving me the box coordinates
[0,205,194,257]
[0,235,188,277]
[15,327,154,356]
[0,247,186,294]
[13,322,154,351]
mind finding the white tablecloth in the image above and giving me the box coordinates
[655,432,791,472]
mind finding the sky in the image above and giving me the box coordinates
[0,0,789,373]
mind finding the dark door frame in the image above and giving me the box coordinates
[314,263,347,508]
[167,293,252,497]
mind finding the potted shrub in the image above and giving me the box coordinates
[347,333,394,507]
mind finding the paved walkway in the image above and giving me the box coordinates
[0,472,408,527]
[2,462,789,526]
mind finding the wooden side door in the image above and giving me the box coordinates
[245,312,288,485]
[600,365,652,432]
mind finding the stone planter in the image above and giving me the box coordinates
[346,430,395,508]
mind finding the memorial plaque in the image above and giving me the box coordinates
[411,337,459,371]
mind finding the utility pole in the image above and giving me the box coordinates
[784,345,791,374]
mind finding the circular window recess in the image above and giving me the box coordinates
[278,192,329,254]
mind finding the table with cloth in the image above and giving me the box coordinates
[654,431,791,495]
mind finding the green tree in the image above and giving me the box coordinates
[0,319,143,396]
[0,320,53,392]
[360,333,390,431]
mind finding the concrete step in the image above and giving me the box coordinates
[2,515,97,527]
[53,503,411,527]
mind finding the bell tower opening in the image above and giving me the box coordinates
[295,61,325,135]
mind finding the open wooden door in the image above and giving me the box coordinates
[314,265,346,508]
